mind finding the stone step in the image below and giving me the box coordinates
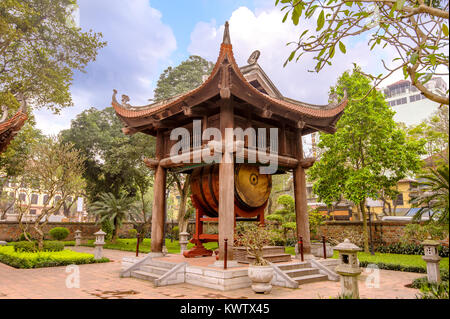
[131,270,160,282]
[293,273,328,285]
[248,253,291,263]
[319,259,340,267]
[140,265,170,276]
[284,267,320,278]
[145,259,177,270]
[277,262,311,271]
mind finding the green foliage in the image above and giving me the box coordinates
[402,223,449,243]
[13,241,36,252]
[235,224,273,266]
[90,192,139,242]
[269,230,286,246]
[42,241,65,252]
[60,107,155,203]
[19,232,32,241]
[418,281,449,299]
[171,226,180,240]
[275,1,449,105]
[0,246,108,269]
[154,56,214,101]
[49,227,70,241]
[410,165,449,225]
[101,219,114,241]
[266,214,283,223]
[309,67,425,251]
[0,0,106,113]
[309,209,327,236]
[128,229,138,239]
[377,242,449,257]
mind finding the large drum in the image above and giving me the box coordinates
[190,164,272,218]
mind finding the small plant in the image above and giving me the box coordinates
[309,209,327,237]
[417,281,449,299]
[235,223,272,266]
[13,241,36,252]
[49,227,70,241]
[128,229,137,238]
[43,241,65,252]
[19,232,32,241]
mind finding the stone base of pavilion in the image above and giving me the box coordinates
[121,253,340,291]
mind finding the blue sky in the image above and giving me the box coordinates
[33,0,443,136]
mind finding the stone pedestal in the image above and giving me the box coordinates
[93,230,106,260]
[334,239,362,298]
[422,239,441,284]
[179,232,190,254]
[74,230,82,247]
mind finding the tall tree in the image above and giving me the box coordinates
[60,107,155,202]
[308,67,425,252]
[0,0,106,112]
[14,136,85,250]
[153,55,213,233]
[277,0,449,105]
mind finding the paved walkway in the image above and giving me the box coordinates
[0,247,423,299]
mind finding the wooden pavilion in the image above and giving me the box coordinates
[112,22,347,262]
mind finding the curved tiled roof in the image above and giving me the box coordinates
[0,110,28,153]
[112,22,347,123]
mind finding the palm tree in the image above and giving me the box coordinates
[90,192,139,242]
[410,165,449,225]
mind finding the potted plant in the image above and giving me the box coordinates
[235,223,274,294]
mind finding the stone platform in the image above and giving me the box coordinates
[233,246,292,264]
[122,253,339,291]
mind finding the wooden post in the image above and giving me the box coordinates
[218,99,234,261]
[293,128,311,255]
[151,129,166,253]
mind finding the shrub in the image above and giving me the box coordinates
[376,242,449,257]
[418,281,449,299]
[13,241,36,252]
[19,232,32,241]
[101,219,114,241]
[0,246,109,269]
[49,227,70,241]
[269,231,286,246]
[128,229,138,238]
[43,241,64,252]
[171,226,179,240]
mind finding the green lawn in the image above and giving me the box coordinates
[64,238,219,254]
[284,246,449,273]
[0,245,109,269]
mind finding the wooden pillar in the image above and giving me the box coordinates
[293,129,311,254]
[151,129,166,253]
[218,99,234,261]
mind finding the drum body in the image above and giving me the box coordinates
[190,164,272,218]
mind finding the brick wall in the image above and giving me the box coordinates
[0,221,135,241]
[315,220,416,248]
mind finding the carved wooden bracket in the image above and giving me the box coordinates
[299,157,316,169]
[143,158,160,170]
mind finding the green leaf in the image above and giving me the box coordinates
[288,50,296,62]
[282,11,289,23]
[429,54,436,66]
[443,24,449,37]
[317,10,325,31]
[339,41,346,54]
[395,0,406,10]
[410,52,419,65]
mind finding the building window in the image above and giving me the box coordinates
[30,209,37,215]
[19,193,26,202]
[31,194,39,205]
[395,194,404,206]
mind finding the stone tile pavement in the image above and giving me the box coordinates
[0,247,424,299]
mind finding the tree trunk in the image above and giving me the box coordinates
[359,202,369,253]
[112,217,119,243]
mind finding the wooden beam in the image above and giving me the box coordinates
[299,157,316,169]
[143,157,159,170]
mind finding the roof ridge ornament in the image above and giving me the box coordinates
[247,50,260,65]
[222,21,231,45]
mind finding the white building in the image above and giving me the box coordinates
[382,77,448,126]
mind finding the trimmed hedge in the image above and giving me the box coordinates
[49,227,70,241]
[376,242,449,258]
[13,241,65,252]
[0,246,109,269]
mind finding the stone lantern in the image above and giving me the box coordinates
[74,230,82,247]
[179,232,190,254]
[334,239,362,298]
[422,238,441,284]
[93,230,106,260]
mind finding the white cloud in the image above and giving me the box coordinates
[188,6,399,105]
[36,0,177,135]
